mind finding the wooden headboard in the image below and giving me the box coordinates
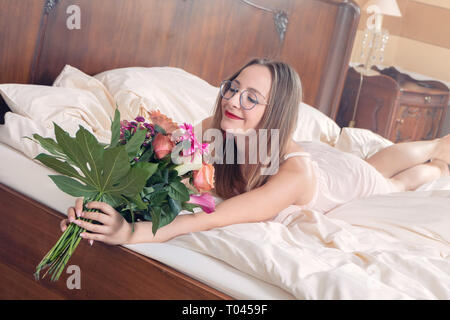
[0,0,359,121]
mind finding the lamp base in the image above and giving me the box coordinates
[354,65,380,77]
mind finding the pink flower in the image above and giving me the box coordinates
[187,193,215,214]
[176,123,209,160]
[193,163,215,192]
[152,133,174,159]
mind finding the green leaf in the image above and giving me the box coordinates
[75,126,105,187]
[158,204,178,230]
[35,154,87,183]
[143,186,154,194]
[132,194,147,210]
[148,189,168,207]
[168,198,182,216]
[53,123,104,189]
[150,206,161,235]
[163,169,169,183]
[125,128,147,161]
[167,181,190,202]
[30,134,65,157]
[36,122,151,221]
[182,202,200,212]
[148,170,165,185]
[100,193,123,208]
[106,167,150,198]
[135,162,158,180]
[49,175,98,198]
[139,145,154,162]
[168,169,179,182]
[109,109,121,149]
[151,183,166,191]
[100,146,130,191]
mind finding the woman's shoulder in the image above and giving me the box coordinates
[276,140,316,182]
[265,141,317,206]
[272,141,310,174]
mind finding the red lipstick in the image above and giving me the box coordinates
[225,110,243,120]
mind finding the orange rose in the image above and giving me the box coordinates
[193,163,215,192]
[152,132,174,159]
[149,109,179,134]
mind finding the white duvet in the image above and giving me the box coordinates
[1,65,449,299]
[170,186,450,299]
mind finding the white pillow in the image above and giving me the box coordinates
[0,112,55,159]
[94,66,218,125]
[294,102,341,145]
[93,66,341,144]
[334,127,394,160]
[53,64,116,118]
[0,82,112,158]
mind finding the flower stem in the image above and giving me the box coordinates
[34,194,102,281]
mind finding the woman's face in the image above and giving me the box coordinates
[220,64,272,133]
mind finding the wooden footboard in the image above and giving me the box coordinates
[0,183,232,299]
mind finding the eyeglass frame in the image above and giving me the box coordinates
[219,80,269,111]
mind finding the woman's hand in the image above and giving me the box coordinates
[60,197,83,234]
[60,198,132,246]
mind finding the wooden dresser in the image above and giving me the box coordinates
[336,66,450,143]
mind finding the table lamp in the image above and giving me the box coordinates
[350,0,401,127]
[358,0,401,75]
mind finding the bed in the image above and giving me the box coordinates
[1,0,449,300]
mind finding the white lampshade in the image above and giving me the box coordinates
[364,0,402,17]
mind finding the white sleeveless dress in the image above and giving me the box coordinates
[283,141,398,214]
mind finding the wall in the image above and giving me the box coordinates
[350,0,450,137]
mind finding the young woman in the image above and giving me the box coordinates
[61,58,450,245]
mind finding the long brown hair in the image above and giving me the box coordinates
[209,58,302,200]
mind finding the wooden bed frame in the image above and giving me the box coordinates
[0,0,359,299]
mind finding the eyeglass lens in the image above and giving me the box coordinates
[220,80,258,110]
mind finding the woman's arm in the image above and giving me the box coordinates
[65,154,316,245]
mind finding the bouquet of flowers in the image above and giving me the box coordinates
[31,108,215,282]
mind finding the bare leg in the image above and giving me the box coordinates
[389,159,449,191]
[366,134,450,178]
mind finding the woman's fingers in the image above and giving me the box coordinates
[67,207,76,221]
[61,206,77,232]
[81,210,110,225]
[60,218,69,232]
[72,218,108,234]
[85,201,116,216]
[75,198,84,217]
[79,232,106,243]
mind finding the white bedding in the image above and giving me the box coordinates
[1,65,449,299]
[170,188,450,299]
[2,140,449,299]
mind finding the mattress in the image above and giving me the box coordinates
[0,141,295,299]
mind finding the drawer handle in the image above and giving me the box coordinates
[396,118,404,124]
[424,96,432,103]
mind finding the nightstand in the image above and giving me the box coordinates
[336,66,450,143]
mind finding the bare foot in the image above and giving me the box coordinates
[431,134,450,164]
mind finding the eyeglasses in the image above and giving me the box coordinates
[219,80,268,110]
